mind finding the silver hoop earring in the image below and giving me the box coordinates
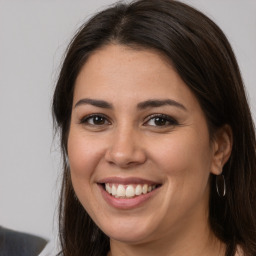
[66,157,70,168]
[74,192,79,201]
[216,174,226,197]
[64,152,70,169]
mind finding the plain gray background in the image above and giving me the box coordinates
[0,0,255,240]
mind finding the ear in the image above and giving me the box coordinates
[210,124,233,175]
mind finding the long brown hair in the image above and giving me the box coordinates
[52,0,256,255]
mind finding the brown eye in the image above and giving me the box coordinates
[144,114,178,127]
[81,114,110,126]
[153,117,168,126]
[90,116,106,125]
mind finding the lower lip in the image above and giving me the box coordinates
[99,184,159,210]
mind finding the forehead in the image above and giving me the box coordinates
[76,44,174,82]
[73,44,200,112]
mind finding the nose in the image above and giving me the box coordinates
[105,126,146,168]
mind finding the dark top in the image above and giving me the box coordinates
[0,226,47,256]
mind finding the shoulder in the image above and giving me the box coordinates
[0,226,48,256]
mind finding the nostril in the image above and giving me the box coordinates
[104,137,147,167]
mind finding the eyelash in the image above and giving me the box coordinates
[80,113,178,128]
[143,114,178,127]
[80,114,111,126]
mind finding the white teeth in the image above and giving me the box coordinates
[112,185,117,196]
[135,185,142,195]
[142,184,148,194]
[116,184,126,197]
[105,183,111,193]
[125,185,135,197]
[105,183,158,198]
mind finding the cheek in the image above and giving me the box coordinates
[149,130,213,187]
[67,130,108,218]
[147,130,213,228]
[67,129,104,184]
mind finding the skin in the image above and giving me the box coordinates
[67,44,232,256]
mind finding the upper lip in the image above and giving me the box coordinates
[97,176,161,185]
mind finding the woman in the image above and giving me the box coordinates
[52,0,256,255]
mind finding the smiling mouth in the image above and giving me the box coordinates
[103,183,160,199]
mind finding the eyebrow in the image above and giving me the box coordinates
[74,98,187,111]
[74,98,113,109]
[137,99,187,111]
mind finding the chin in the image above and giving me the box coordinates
[98,217,158,244]
[108,231,152,244]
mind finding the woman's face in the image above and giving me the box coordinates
[68,44,218,244]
